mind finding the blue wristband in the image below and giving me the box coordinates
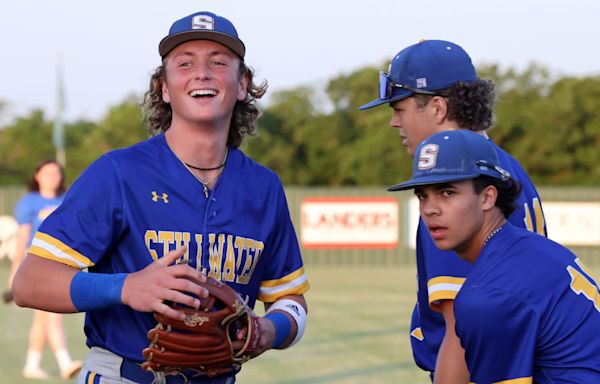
[70,271,127,311]
[264,312,292,348]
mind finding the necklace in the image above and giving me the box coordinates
[483,224,505,247]
[183,165,225,199]
[184,147,228,171]
[199,167,224,198]
[181,148,228,198]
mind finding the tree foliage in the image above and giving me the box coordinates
[1,64,599,187]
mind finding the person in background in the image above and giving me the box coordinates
[8,160,82,380]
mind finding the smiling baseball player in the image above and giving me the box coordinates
[12,11,309,384]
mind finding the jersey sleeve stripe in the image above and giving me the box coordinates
[260,267,306,287]
[29,232,94,269]
[427,277,465,306]
[259,280,310,303]
[427,276,466,288]
[259,268,310,302]
[487,377,533,384]
[260,271,308,295]
[429,289,460,305]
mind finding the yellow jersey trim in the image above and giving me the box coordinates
[427,276,465,311]
[470,377,532,384]
[261,267,306,287]
[29,232,94,269]
[259,267,310,302]
[410,327,424,341]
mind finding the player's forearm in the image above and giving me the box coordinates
[434,334,469,384]
[435,300,469,384]
[12,253,79,312]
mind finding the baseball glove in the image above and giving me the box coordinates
[142,276,260,378]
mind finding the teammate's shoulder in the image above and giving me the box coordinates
[489,225,572,279]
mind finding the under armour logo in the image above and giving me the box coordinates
[151,191,169,203]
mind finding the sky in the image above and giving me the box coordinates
[2,0,600,123]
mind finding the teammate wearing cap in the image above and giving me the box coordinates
[12,11,309,384]
[390,130,600,383]
[360,40,546,383]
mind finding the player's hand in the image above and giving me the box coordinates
[232,316,276,358]
[121,246,208,320]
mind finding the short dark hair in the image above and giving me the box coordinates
[413,79,495,131]
[472,175,521,218]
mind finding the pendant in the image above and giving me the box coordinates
[203,184,209,199]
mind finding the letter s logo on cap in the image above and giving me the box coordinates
[418,144,439,170]
[192,15,215,30]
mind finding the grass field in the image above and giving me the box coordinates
[3,259,598,384]
[0,260,429,383]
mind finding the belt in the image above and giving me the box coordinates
[120,359,234,384]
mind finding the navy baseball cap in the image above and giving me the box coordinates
[388,130,511,191]
[359,40,477,110]
[159,11,245,59]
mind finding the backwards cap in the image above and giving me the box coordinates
[159,11,245,59]
[388,130,511,191]
[360,40,477,110]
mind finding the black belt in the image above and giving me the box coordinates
[120,359,234,384]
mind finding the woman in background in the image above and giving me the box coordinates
[8,160,82,380]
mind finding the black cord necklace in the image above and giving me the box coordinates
[184,148,228,171]
[184,161,226,171]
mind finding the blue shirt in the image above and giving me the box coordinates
[15,192,63,246]
[455,224,600,383]
[410,139,547,372]
[30,134,309,363]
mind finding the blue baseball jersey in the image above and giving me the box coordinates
[15,192,63,246]
[455,224,600,383]
[410,139,546,373]
[29,134,309,362]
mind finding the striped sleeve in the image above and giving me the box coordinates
[428,276,466,310]
[29,231,94,269]
[259,267,310,302]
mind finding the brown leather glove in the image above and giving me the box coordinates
[142,276,260,378]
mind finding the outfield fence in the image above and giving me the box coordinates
[1,185,599,266]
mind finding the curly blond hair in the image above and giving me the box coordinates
[142,60,267,148]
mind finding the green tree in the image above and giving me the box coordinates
[1,64,599,187]
[0,109,55,184]
[66,95,147,183]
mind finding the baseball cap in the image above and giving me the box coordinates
[359,40,477,110]
[159,11,245,59]
[388,130,511,191]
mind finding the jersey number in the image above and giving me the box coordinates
[524,197,546,236]
[567,258,600,313]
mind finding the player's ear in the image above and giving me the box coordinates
[237,66,249,102]
[431,96,448,123]
[481,185,498,212]
[161,80,171,104]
